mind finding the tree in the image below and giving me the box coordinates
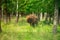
[58,0,60,24]
[58,8,60,24]
[3,0,14,23]
[0,0,2,33]
[53,0,58,40]
[53,0,58,34]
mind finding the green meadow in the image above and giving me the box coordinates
[0,17,60,40]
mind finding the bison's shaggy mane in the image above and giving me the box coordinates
[26,14,38,27]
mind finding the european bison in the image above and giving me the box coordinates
[26,14,38,27]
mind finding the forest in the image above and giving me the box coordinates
[0,0,60,40]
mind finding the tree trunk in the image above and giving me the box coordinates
[16,0,19,23]
[3,10,8,24]
[4,0,8,24]
[48,13,52,23]
[2,6,4,20]
[58,8,60,24]
[44,12,47,20]
[40,12,43,21]
[11,11,13,18]
[53,0,58,34]
[37,13,40,21]
[49,15,52,23]
[58,16,60,24]
[53,0,58,40]
[5,11,8,24]
[0,6,2,33]
[58,14,59,24]
[0,0,2,32]
[16,13,19,22]
[8,13,11,22]
[45,12,48,21]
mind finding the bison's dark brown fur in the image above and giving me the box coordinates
[26,14,38,27]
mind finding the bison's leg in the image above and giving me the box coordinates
[31,23,35,27]
[30,23,32,26]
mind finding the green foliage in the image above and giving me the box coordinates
[1,0,60,14]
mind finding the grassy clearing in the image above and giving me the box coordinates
[0,17,60,40]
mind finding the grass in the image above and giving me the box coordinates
[0,17,60,40]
